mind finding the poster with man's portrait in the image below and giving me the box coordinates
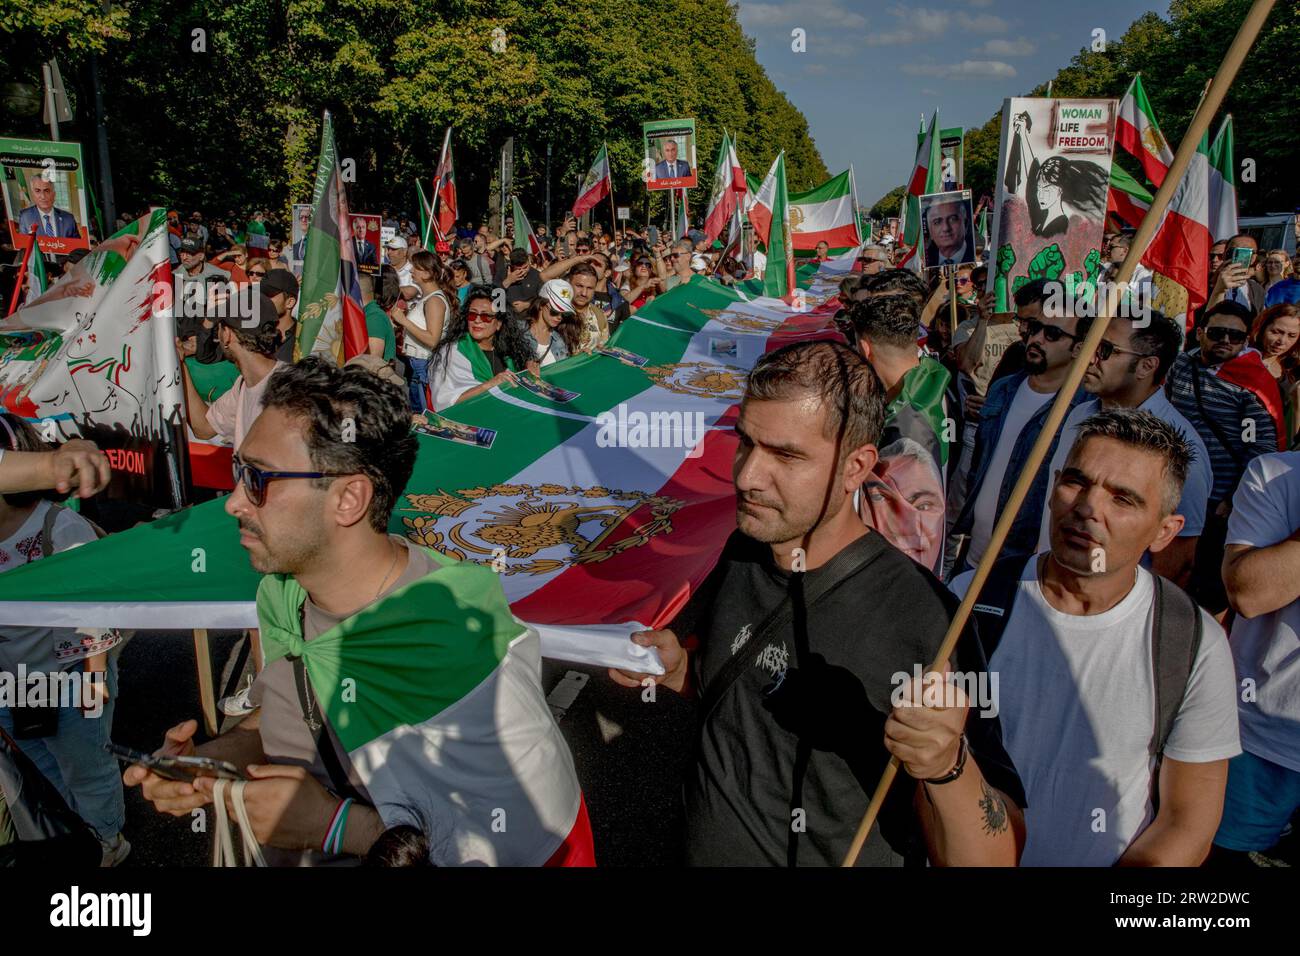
[347,213,382,275]
[643,119,698,191]
[987,97,1118,311]
[0,137,91,255]
[289,203,312,270]
[920,189,976,271]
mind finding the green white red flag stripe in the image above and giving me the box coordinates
[704,131,746,242]
[297,111,369,362]
[900,112,941,270]
[1107,163,1153,229]
[784,170,860,250]
[1208,115,1238,243]
[572,143,611,219]
[749,152,797,301]
[432,127,457,243]
[1141,130,1213,313]
[1116,74,1174,188]
[0,254,854,675]
[512,196,543,256]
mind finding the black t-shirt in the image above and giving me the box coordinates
[494,262,542,311]
[673,529,1025,867]
[484,345,507,376]
[592,290,631,334]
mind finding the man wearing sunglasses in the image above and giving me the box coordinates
[127,359,591,866]
[663,239,696,291]
[1166,301,1280,613]
[948,293,1088,577]
[1035,312,1212,587]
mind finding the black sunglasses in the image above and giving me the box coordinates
[1027,319,1079,343]
[232,456,350,508]
[1094,339,1150,362]
[1205,326,1248,344]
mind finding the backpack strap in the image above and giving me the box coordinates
[1150,575,1203,757]
[1148,574,1203,815]
[968,554,1035,663]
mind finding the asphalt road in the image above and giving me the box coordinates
[110,630,698,867]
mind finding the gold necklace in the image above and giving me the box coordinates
[373,539,402,601]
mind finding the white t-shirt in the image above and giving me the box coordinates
[402,290,449,361]
[205,361,286,449]
[1036,391,1213,552]
[0,501,102,675]
[396,262,418,293]
[950,561,1240,866]
[1226,451,1300,772]
[751,250,767,280]
[968,378,1054,564]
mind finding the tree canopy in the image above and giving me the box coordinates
[0,0,829,229]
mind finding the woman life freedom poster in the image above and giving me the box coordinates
[986,98,1118,312]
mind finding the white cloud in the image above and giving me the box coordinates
[804,63,829,76]
[864,6,1007,45]
[979,37,1036,56]
[736,0,868,30]
[902,59,1018,78]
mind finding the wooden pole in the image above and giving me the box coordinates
[841,0,1277,867]
[948,267,959,336]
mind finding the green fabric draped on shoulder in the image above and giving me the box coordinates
[254,547,527,752]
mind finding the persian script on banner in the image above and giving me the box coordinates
[0,209,183,495]
[987,98,1118,312]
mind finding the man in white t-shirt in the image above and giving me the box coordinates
[1215,451,1300,863]
[385,236,420,301]
[1036,311,1211,587]
[178,294,285,450]
[952,408,1239,866]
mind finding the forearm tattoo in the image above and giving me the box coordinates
[979,778,1009,835]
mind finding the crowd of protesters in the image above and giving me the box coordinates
[1,195,1298,872]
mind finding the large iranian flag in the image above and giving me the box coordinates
[1141,130,1213,313]
[572,143,611,219]
[1208,115,1238,243]
[1117,74,1174,188]
[298,111,369,363]
[703,131,745,242]
[0,253,855,674]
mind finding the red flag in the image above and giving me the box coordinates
[433,128,457,241]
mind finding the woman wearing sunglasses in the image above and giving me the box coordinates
[427,286,536,411]
[1251,303,1300,444]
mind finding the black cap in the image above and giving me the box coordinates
[214,293,281,335]
[179,237,204,254]
[258,268,299,299]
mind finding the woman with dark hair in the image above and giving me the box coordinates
[428,286,536,410]
[395,250,454,412]
[1030,156,1110,237]
[522,283,581,367]
[1252,302,1300,442]
[1007,111,1110,238]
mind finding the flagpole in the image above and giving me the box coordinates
[948,267,958,336]
[841,0,1278,867]
[7,229,36,316]
[606,142,618,244]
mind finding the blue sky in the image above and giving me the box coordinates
[733,0,1165,203]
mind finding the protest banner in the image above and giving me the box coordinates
[986,97,1119,312]
[643,119,698,191]
[0,138,91,256]
[0,208,184,507]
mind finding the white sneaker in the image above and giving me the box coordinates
[100,832,131,867]
[218,678,256,717]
